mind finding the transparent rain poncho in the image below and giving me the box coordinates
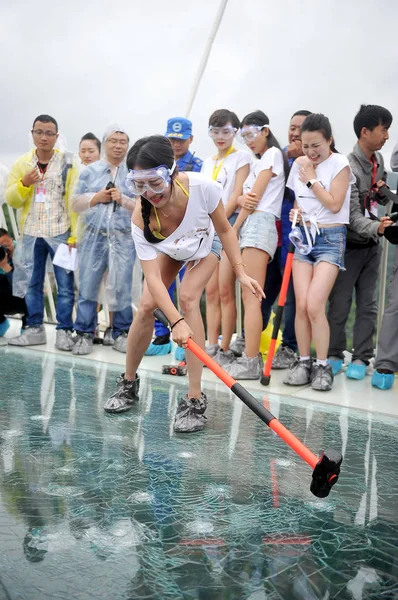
[71,124,137,312]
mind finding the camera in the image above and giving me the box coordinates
[0,245,10,262]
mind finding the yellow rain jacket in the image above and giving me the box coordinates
[6,149,79,244]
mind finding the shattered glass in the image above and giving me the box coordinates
[0,348,397,599]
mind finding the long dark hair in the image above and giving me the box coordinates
[241,110,289,180]
[300,113,338,153]
[127,135,176,244]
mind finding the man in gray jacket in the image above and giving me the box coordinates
[327,104,393,380]
[371,146,398,390]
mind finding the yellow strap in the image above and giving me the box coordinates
[212,146,235,182]
[151,178,189,241]
[175,178,189,197]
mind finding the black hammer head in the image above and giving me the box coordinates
[310,449,343,498]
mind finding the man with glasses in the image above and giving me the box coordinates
[70,124,136,355]
[6,114,79,349]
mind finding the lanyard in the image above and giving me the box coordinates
[37,162,48,182]
[212,146,235,181]
[371,156,377,187]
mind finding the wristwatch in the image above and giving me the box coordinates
[306,179,318,189]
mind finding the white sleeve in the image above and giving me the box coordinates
[131,224,157,261]
[258,147,283,177]
[331,154,356,185]
[206,180,223,214]
[235,151,252,170]
[286,161,298,191]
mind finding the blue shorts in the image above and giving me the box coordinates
[294,225,346,270]
[239,211,278,260]
[211,213,238,261]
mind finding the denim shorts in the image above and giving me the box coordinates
[294,225,346,270]
[211,213,238,261]
[239,211,278,259]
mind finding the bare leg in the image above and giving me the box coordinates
[205,264,221,345]
[179,254,219,398]
[125,256,182,380]
[219,252,237,351]
[292,260,314,357]
[307,262,339,360]
[241,248,269,357]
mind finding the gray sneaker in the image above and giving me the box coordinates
[174,392,208,433]
[103,327,114,346]
[55,329,75,351]
[226,352,263,380]
[283,359,312,386]
[230,335,245,357]
[113,331,128,353]
[104,374,140,413]
[272,345,296,370]
[205,343,219,358]
[213,349,236,368]
[72,333,93,355]
[311,363,334,391]
[8,325,46,347]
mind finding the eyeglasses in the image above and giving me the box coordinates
[32,130,57,137]
[107,138,128,146]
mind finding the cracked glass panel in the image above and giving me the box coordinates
[0,348,397,599]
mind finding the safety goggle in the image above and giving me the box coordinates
[239,124,270,144]
[288,210,313,255]
[208,125,237,140]
[126,162,176,196]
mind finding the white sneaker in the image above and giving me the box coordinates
[8,325,47,347]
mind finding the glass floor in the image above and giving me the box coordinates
[0,347,397,600]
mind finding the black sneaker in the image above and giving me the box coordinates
[174,393,208,433]
[152,334,170,346]
[104,374,140,413]
[311,363,334,391]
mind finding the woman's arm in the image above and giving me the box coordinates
[210,201,264,301]
[223,164,250,219]
[233,168,273,231]
[298,158,350,214]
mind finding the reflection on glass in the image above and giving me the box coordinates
[0,347,397,599]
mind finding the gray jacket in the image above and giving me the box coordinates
[391,142,398,172]
[346,142,387,245]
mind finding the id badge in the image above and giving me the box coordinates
[35,185,46,203]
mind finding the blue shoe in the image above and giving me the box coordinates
[371,370,394,390]
[175,346,185,361]
[328,357,343,376]
[145,341,172,356]
[0,318,10,337]
[346,362,367,380]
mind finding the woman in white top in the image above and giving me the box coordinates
[104,135,264,432]
[284,113,355,391]
[201,109,251,364]
[225,111,287,380]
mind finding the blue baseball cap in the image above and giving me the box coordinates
[165,117,193,140]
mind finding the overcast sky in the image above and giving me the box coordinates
[1,0,397,166]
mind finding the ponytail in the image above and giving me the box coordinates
[141,198,163,244]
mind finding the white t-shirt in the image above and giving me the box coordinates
[132,172,222,262]
[243,146,285,217]
[287,153,355,224]
[201,149,252,212]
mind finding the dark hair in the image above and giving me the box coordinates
[32,114,58,132]
[300,113,338,153]
[127,135,176,244]
[241,110,289,179]
[291,110,312,119]
[209,109,240,130]
[353,104,393,139]
[80,132,101,153]
[0,227,10,238]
